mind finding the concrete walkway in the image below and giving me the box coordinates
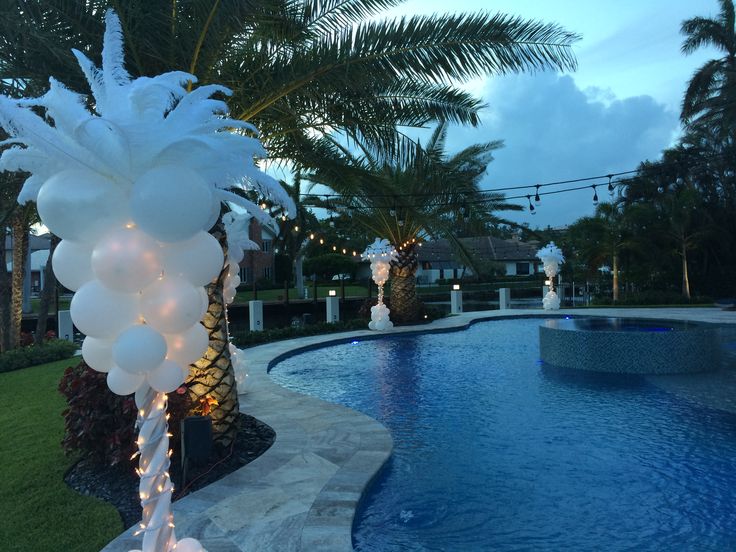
[103,307,736,551]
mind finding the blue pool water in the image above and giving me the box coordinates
[269,319,736,551]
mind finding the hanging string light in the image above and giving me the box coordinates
[592,185,599,205]
[534,185,541,203]
[527,195,536,215]
[607,174,615,196]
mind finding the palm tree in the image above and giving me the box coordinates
[681,0,736,131]
[306,125,520,322]
[0,0,578,443]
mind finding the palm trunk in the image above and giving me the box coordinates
[0,225,11,352]
[186,222,239,449]
[612,253,619,303]
[681,243,691,299]
[35,236,59,344]
[389,245,422,324]
[10,211,29,347]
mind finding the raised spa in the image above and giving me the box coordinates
[539,317,719,374]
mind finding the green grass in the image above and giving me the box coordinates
[235,284,370,302]
[0,358,123,552]
[30,297,71,313]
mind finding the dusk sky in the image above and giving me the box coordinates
[382,0,720,228]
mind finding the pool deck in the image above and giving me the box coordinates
[103,307,736,551]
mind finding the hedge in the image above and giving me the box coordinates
[0,339,78,373]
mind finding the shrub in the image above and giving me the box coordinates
[590,290,713,306]
[231,319,368,348]
[0,339,77,373]
[59,361,192,467]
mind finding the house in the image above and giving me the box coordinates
[239,217,278,286]
[416,235,542,284]
[4,233,52,294]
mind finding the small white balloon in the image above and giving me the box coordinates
[161,231,224,286]
[37,170,128,242]
[228,247,244,265]
[71,281,140,338]
[91,227,162,293]
[81,337,114,373]
[107,366,145,395]
[164,323,209,366]
[229,274,241,288]
[147,359,185,393]
[140,276,202,334]
[52,240,94,291]
[113,324,167,374]
[130,166,213,242]
[223,287,235,304]
[175,538,207,552]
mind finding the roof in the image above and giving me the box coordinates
[418,236,540,264]
[4,233,51,252]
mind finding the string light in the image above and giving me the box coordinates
[527,195,536,215]
[607,174,615,196]
[534,185,541,203]
[592,185,599,205]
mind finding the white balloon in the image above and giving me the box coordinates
[175,538,207,552]
[223,287,235,304]
[229,274,241,288]
[147,359,185,393]
[52,240,94,291]
[164,323,209,367]
[130,166,213,242]
[71,281,140,338]
[81,337,114,373]
[91,227,162,293]
[161,231,224,286]
[203,198,222,232]
[37,170,128,242]
[113,324,167,374]
[197,287,209,320]
[228,247,244,265]
[140,276,202,334]
[107,366,145,395]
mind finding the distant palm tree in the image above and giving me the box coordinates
[681,0,736,131]
[306,125,520,322]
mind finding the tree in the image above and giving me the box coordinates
[0,0,578,443]
[681,0,736,132]
[307,125,520,322]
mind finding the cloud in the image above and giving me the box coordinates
[446,73,679,228]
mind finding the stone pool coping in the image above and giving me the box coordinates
[103,307,736,551]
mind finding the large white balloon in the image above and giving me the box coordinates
[164,323,209,367]
[161,231,224,286]
[37,169,128,241]
[197,286,209,320]
[175,538,207,552]
[71,280,140,338]
[130,166,213,242]
[52,240,94,291]
[147,359,185,393]
[107,366,145,396]
[113,324,167,374]
[140,276,202,334]
[81,336,114,373]
[92,227,162,292]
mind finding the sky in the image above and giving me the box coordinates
[377,0,721,228]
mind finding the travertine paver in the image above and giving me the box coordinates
[102,307,736,551]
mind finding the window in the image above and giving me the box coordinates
[240,266,252,283]
[515,262,530,275]
[264,266,273,280]
[261,239,271,252]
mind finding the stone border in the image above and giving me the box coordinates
[102,307,736,551]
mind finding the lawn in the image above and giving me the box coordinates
[0,358,123,552]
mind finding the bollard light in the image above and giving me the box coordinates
[328,289,337,297]
[452,284,460,290]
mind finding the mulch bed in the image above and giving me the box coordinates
[64,413,275,528]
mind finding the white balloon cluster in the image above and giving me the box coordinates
[536,242,565,310]
[0,10,294,552]
[361,238,398,330]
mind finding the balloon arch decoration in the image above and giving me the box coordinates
[361,238,398,331]
[0,11,293,552]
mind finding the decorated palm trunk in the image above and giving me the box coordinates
[389,245,422,324]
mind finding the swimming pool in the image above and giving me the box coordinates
[270,318,736,551]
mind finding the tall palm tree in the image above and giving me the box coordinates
[681,0,736,131]
[307,125,519,322]
[0,0,578,444]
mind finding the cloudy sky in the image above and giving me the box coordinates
[382,0,720,228]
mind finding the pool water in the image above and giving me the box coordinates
[270,319,736,551]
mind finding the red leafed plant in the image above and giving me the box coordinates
[59,361,192,466]
[192,396,219,417]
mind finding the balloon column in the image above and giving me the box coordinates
[536,242,565,310]
[0,10,293,552]
[361,238,398,330]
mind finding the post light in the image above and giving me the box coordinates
[326,290,340,322]
[328,289,336,296]
[452,284,460,290]
[450,284,463,314]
